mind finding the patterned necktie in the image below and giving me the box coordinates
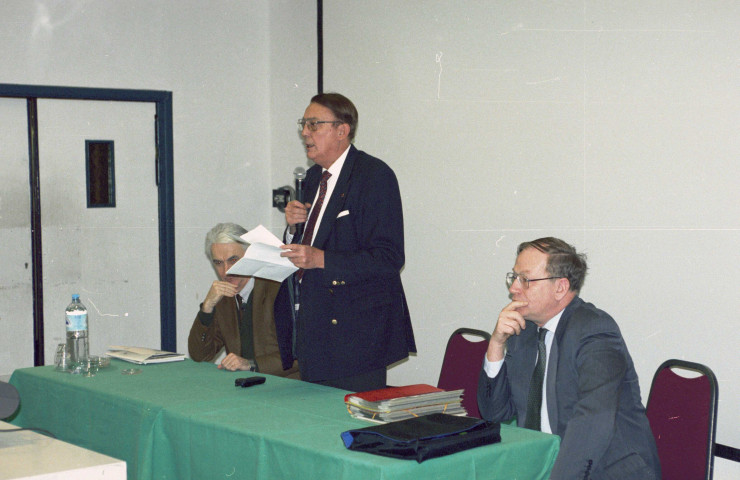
[524,327,548,430]
[296,171,331,281]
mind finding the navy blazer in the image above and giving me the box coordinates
[477,297,660,480]
[274,145,416,382]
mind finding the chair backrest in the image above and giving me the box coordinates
[646,359,719,480]
[437,327,491,419]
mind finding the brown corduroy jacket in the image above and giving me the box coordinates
[188,278,300,379]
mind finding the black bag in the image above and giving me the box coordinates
[340,413,501,463]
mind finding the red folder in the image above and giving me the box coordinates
[344,384,467,423]
[343,384,443,403]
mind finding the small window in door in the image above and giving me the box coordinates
[86,140,116,208]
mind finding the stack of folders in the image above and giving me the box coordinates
[344,384,466,423]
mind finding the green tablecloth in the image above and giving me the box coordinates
[10,359,559,480]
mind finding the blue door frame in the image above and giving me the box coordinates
[0,83,176,363]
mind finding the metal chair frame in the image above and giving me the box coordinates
[646,359,719,480]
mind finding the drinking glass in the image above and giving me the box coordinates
[83,355,101,377]
[54,344,70,372]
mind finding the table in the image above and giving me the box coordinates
[0,420,126,480]
[9,360,559,480]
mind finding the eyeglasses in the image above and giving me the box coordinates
[297,118,341,132]
[506,272,563,289]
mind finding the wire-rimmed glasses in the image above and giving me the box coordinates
[297,118,341,132]
[506,272,563,289]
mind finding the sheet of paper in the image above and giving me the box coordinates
[243,224,284,248]
[226,225,298,282]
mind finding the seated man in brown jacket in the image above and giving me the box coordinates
[188,222,300,378]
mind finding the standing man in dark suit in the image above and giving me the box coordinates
[277,93,415,391]
[189,222,299,378]
[478,237,660,479]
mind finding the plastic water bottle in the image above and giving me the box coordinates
[65,294,89,374]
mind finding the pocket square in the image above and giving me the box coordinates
[337,210,350,218]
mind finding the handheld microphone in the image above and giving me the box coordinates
[293,167,307,238]
[294,167,306,203]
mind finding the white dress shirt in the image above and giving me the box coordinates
[483,309,564,434]
[235,277,255,308]
[286,145,350,245]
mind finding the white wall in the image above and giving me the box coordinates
[321,0,739,476]
[0,0,304,369]
[268,1,319,230]
[0,97,33,373]
[0,1,736,476]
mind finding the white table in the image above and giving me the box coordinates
[0,420,126,480]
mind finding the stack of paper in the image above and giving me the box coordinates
[106,346,185,365]
[344,384,467,423]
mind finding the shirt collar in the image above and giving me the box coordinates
[238,277,255,299]
[325,145,350,177]
[541,308,565,334]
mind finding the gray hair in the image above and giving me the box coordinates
[205,223,248,261]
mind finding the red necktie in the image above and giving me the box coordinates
[296,171,331,280]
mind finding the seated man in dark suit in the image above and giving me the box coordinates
[478,237,660,479]
[188,222,299,378]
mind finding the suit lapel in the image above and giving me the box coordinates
[304,167,320,202]
[312,145,356,248]
[545,297,581,435]
[227,297,242,357]
[250,280,262,346]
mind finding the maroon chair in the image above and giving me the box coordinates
[437,328,491,419]
[646,359,718,480]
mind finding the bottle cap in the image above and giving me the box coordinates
[72,294,80,300]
